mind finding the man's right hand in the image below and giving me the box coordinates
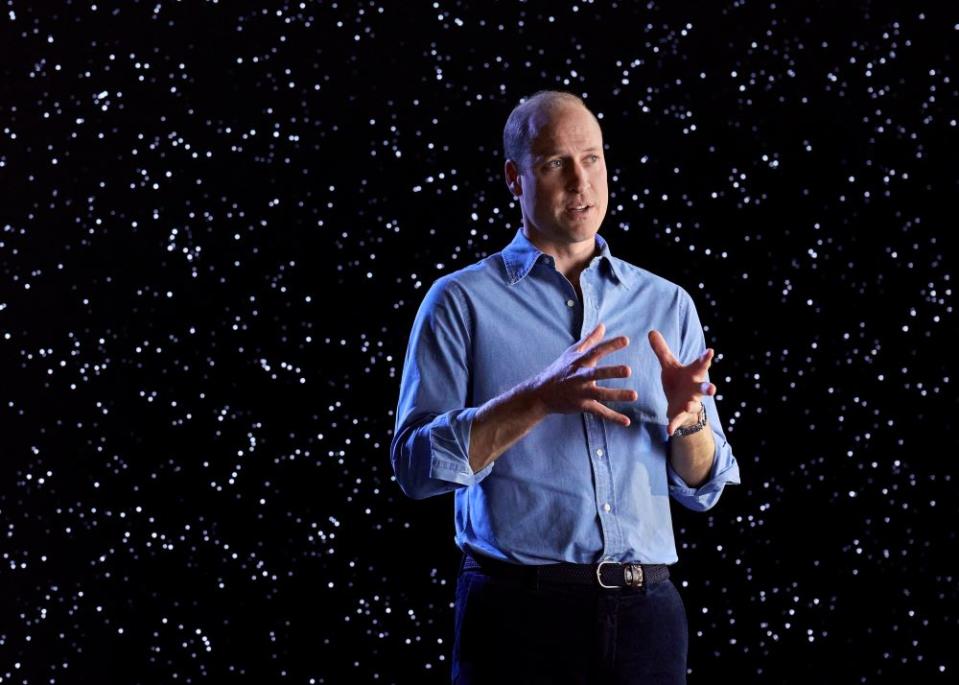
[528,322,637,427]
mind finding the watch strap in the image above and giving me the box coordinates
[673,401,707,437]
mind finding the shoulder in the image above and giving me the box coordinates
[425,254,501,300]
[610,255,694,305]
[419,254,500,313]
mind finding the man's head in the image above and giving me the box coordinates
[503,90,608,250]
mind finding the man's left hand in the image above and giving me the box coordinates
[647,330,716,437]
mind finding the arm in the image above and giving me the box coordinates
[468,380,549,473]
[668,417,715,488]
[390,278,488,500]
[393,360,550,498]
[664,289,742,512]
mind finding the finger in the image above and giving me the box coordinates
[691,348,714,371]
[583,364,632,381]
[587,379,638,401]
[575,322,606,352]
[667,416,684,437]
[696,381,716,396]
[586,400,631,427]
[594,386,638,402]
[647,330,678,368]
[581,335,630,365]
[687,376,716,398]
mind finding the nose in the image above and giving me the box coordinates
[565,159,590,193]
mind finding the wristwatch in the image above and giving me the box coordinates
[673,401,707,437]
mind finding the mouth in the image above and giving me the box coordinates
[565,204,594,216]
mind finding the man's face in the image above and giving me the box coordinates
[507,103,609,249]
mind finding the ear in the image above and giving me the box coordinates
[504,160,522,197]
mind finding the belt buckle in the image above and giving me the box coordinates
[595,560,619,589]
[596,561,646,589]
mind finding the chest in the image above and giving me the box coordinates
[465,272,679,424]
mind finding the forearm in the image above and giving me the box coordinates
[468,380,549,473]
[668,426,715,488]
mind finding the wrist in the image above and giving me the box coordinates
[517,380,550,422]
[673,401,707,437]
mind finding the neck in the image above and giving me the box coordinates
[522,227,599,280]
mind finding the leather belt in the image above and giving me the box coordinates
[462,551,670,590]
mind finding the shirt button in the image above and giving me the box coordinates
[566,299,575,307]
[603,502,611,512]
[596,448,604,457]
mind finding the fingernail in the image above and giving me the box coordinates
[699,382,712,394]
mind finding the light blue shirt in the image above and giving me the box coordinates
[390,228,741,565]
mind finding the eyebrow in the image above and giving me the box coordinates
[536,147,601,159]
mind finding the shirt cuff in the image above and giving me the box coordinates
[666,431,741,511]
[429,407,495,487]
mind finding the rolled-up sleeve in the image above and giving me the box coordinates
[666,289,742,512]
[390,277,495,500]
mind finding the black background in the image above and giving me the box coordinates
[1,1,956,682]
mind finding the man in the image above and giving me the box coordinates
[390,90,741,684]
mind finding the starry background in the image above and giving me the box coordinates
[1,0,956,683]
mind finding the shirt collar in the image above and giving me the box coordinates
[501,228,629,289]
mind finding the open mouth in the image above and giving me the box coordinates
[565,204,593,215]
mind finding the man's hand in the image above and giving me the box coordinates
[647,330,717,436]
[529,322,638,427]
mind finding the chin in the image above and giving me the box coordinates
[565,226,600,244]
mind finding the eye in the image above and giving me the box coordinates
[588,154,601,162]
[547,159,562,168]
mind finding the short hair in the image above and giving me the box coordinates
[503,90,599,173]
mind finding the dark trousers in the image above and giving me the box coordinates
[451,562,689,684]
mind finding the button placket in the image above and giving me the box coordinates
[584,413,612,555]
[594,411,624,556]
[580,272,624,559]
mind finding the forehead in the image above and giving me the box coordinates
[528,104,603,157]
